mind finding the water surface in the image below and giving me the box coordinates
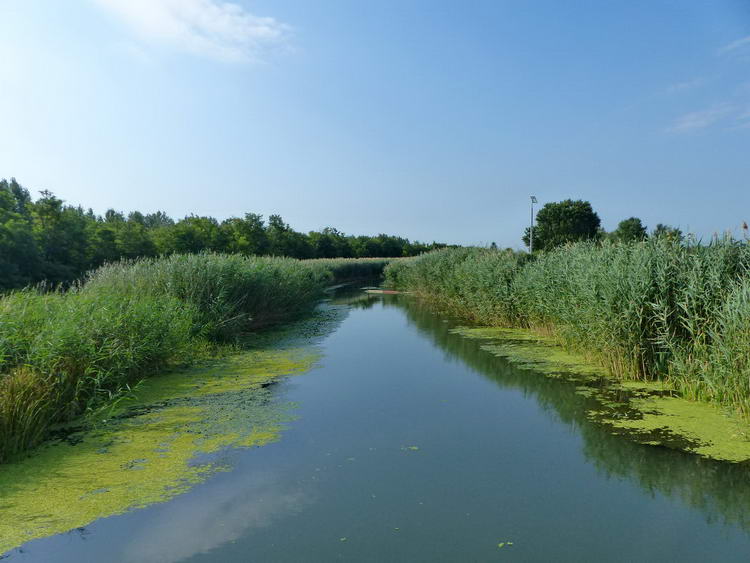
[4,290,750,562]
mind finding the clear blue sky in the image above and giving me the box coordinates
[1,1,748,247]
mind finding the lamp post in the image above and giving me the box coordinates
[530,196,537,253]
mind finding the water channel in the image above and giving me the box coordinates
[3,288,750,561]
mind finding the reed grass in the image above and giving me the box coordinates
[385,240,750,415]
[0,253,391,462]
[306,257,393,283]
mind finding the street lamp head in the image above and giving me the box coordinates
[530,196,537,204]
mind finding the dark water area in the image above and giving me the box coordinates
[6,289,750,562]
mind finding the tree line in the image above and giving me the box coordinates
[0,178,446,290]
[521,198,685,252]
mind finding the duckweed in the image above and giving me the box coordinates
[0,344,320,553]
[451,326,750,463]
[450,327,603,381]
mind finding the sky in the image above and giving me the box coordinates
[0,0,749,247]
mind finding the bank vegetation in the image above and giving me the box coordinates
[385,240,750,416]
[0,254,390,462]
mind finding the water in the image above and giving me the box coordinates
[5,290,750,562]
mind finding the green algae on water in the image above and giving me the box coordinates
[450,327,603,381]
[594,382,750,463]
[0,345,320,554]
[451,326,750,464]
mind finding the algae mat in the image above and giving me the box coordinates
[0,334,323,553]
[451,326,750,464]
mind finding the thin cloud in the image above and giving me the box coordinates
[94,0,289,62]
[732,107,750,129]
[665,78,704,94]
[719,35,750,56]
[668,103,736,133]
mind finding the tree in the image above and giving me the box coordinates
[128,211,146,225]
[32,192,91,283]
[0,179,40,288]
[143,211,174,229]
[104,209,125,223]
[652,223,683,242]
[375,234,408,257]
[0,177,447,290]
[164,216,227,254]
[522,199,601,251]
[221,213,269,256]
[87,220,120,267]
[309,227,353,258]
[267,214,313,258]
[611,217,647,243]
[116,217,156,258]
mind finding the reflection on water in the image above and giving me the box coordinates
[390,294,750,533]
[122,471,310,563]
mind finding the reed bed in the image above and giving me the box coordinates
[385,240,750,416]
[306,257,394,283]
[0,253,390,462]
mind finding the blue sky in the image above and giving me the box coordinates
[0,1,748,247]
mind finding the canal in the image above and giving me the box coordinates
[4,288,750,561]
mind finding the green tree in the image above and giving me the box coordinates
[0,178,447,289]
[32,191,92,283]
[87,220,120,267]
[221,213,269,256]
[309,227,353,258]
[116,217,156,258]
[0,179,40,288]
[652,223,683,242]
[164,216,227,254]
[611,217,648,243]
[374,234,407,257]
[522,199,601,251]
[267,214,313,258]
[104,209,125,223]
[143,211,174,229]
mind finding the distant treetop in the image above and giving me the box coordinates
[523,199,601,252]
[612,217,648,243]
[0,178,445,290]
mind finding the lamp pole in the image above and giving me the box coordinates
[530,196,537,253]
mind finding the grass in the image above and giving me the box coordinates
[306,257,393,284]
[0,253,391,463]
[385,239,750,416]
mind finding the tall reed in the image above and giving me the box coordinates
[0,253,391,462]
[385,240,750,415]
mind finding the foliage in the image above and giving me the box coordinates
[0,287,194,461]
[0,254,390,462]
[611,217,648,242]
[0,178,444,291]
[0,179,40,289]
[386,240,750,416]
[652,223,683,241]
[522,199,601,251]
[306,257,394,282]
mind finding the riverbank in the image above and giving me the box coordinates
[450,325,750,463]
[0,254,390,462]
[384,242,750,417]
[0,305,343,553]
